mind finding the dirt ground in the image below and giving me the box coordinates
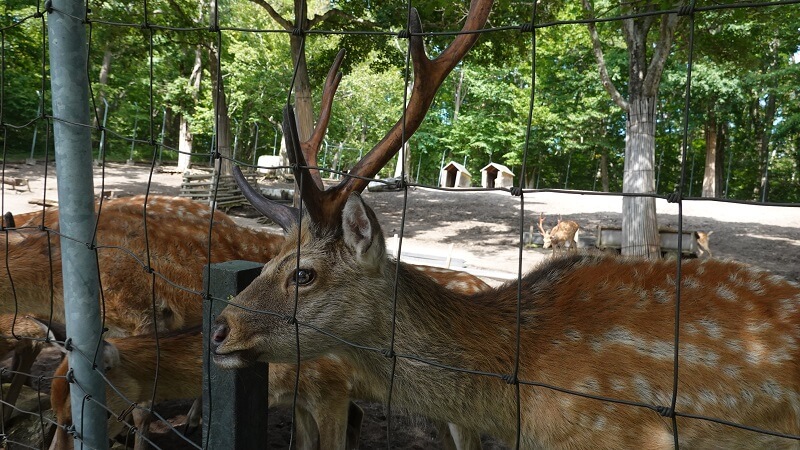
[2,161,799,449]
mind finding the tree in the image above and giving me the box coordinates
[582,0,681,257]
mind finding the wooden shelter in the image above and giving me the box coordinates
[439,161,472,188]
[480,162,514,188]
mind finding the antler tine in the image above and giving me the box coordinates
[301,49,345,191]
[232,165,300,232]
[337,0,493,198]
[283,104,334,226]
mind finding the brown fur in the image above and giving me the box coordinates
[50,264,489,450]
[1,196,283,336]
[216,194,800,449]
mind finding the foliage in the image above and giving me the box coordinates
[0,0,798,202]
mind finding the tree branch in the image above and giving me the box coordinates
[249,0,293,30]
[582,0,629,111]
[307,8,380,29]
[643,12,679,96]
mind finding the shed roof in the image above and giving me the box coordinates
[443,161,470,173]
[480,162,514,175]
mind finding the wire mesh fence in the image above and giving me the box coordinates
[1,0,799,449]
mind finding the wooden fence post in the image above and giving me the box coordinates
[202,260,268,448]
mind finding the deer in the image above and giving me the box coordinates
[537,213,579,256]
[695,231,713,257]
[49,263,490,450]
[1,314,65,424]
[0,195,284,336]
[3,193,486,449]
[210,0,799,446]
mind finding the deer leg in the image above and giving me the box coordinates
[309,397,352,450]
[132,402,154,450]
[345,401,364,450]
[183,397,202,436]
[293,405,321,450]
[2,345,39,424]
[447,422,482,450]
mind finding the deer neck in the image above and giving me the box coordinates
[340,260,521,443]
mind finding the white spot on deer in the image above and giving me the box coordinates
[740,388,755,404]
[576,378,600,393]
[698,318,722,340]
[746,320,771,333]
[698,389,719,408]
[564,329,582,342]
[684,323,699,335]
[760,379,783,400]
[747,280,765,296]
[695,262,706,275]
[716,284,736,302]
[680,344,719,367]
[604,327,645,350]
[722,364,740,378]
[445,281,470,292]
[744,341,766,365]
[609,378,626,392]
[652,288,671,304]
[632,374,653,402]
[682,276,700,290]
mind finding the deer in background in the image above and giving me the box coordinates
[537,213,579,256]
[211,0,799,444]
[0,195,284,336]
[50,263,490,450]
[695,230,713,257]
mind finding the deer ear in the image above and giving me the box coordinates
[342,193,385,265]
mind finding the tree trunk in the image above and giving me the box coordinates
[291,3,314,142]
[93,46,113,127]
[177,47,203,171]
[754,93,776,200]
[208,46,232,175]
[600,147,609,192]
[622,97,660,258]
[702,110,718,198]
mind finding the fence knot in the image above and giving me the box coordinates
[380,348,395,358]
[655,405,675,417]
[34,9,44,18]
[391,178,405,190]
[65,424,78,438]
[284,315,297,325]
[65,368,75,383]
[519,23,534,33]
[208,24,220,33]
[117,403,137,422]
[510,186,523,197]
[64,338,73,352]
[666,191,682,203]
[44,0,53,14]
[0,367,7,377]
[291,28,304,36]
[396,29,410,39]
[144,265,155,274]
[677,5,694,16]
[501,374,517,384]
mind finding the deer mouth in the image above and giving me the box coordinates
[212,348,254,369]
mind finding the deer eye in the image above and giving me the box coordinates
[291,268,316,286]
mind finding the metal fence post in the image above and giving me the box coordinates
[47,0,108,448]
[203,261,269,448]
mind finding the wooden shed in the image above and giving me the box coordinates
[480,162,514,188]
[439,161,472,188]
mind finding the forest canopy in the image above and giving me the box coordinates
[1,0,798,202]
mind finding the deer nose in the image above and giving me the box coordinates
[211,319,229,351]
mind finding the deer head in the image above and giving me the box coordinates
[214,0,493,366]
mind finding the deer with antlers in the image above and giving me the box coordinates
[210,0,800,446]
[537,213,580,256]
[49,263,490,450]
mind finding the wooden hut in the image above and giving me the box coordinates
[480,162,514,188]
[439,161,472,188]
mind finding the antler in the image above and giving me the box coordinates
[537,213,548,236]
[237,0,493,230]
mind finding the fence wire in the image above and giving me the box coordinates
[1,0,799,449]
